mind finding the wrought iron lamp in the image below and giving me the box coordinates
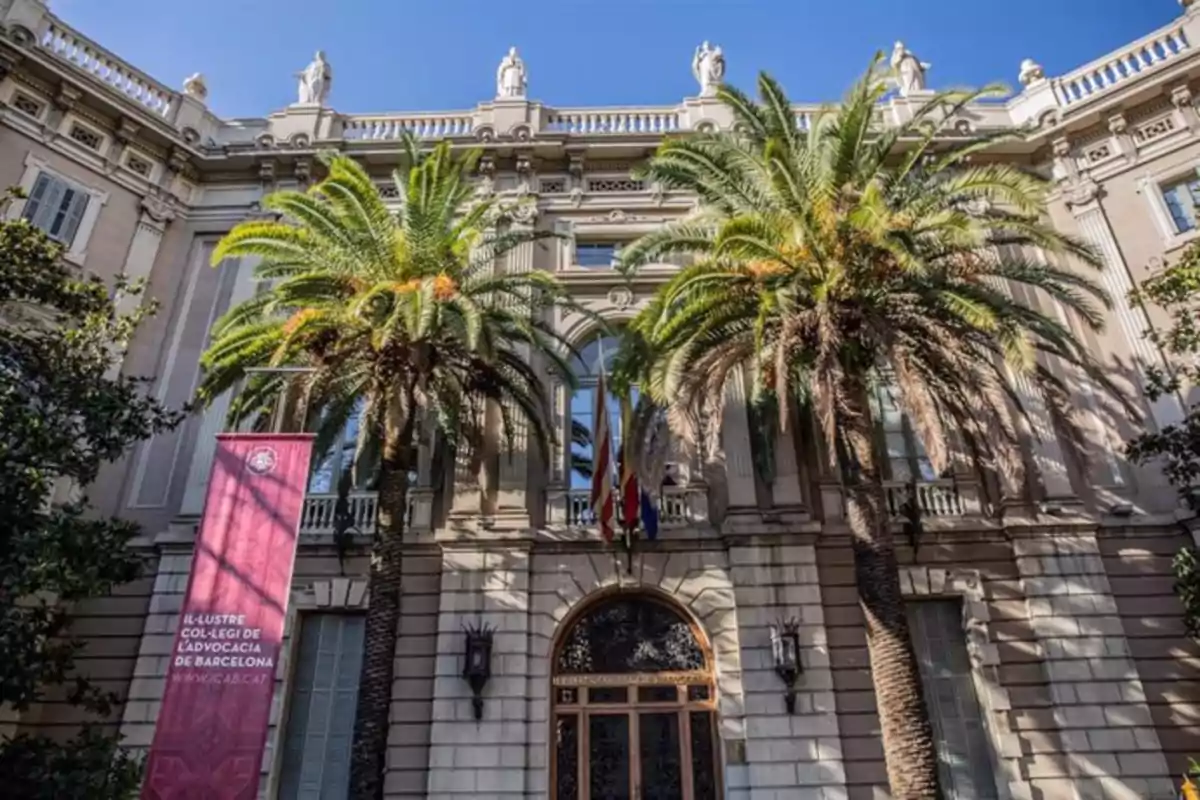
[462,621,495,721]
[770,618,803,714]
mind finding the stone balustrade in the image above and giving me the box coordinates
[341,112,475,141]
[40,19,176,119]
[551,485,706,529]
[882,479,981,518]
[544,106,683,135]
[1052,18,1191,107]
[16,3,1200,153]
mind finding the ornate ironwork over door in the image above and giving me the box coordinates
[551,594,720,800]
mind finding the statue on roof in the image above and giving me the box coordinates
[890,41,930,96]
[692,41,725,97]
[497,47,527,99]
[296,50,332,106]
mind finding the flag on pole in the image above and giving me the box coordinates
[618,396,640,530]
[590,364,615,542]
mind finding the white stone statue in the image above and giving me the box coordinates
[496,47,527,99]
[296,50,332,106]
[182,72,208,102]
[890,41,930,96]
[692,41,725,97]
[1018,58,1046,88]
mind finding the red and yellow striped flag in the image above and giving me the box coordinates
[589,366,615,542]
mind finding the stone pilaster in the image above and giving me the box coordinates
[728,542,847,800]
[118,538,193,752]
[179,255,261,515]
[1066,188,1184,431]
[1015,533,1174,800]
[721,367,759,528]
[114,196,174,316]
[425,546,532,800]
[494,213,536,529]
[770,418,808,521]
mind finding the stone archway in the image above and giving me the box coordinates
[550,590,721,800]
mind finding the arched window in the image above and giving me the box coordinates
[567,333,679,524]
[551,594,719,800]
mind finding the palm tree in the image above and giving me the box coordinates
[618,61,1123,798]
[197,142,577,799]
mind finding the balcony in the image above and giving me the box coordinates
[299,491,425,536]
[882,480,981,518]
[547,485,708,530]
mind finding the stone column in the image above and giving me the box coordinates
[721,367,759,528]
[425,545,531,799]
[1066,185,1184,430]
[1014,533,1174,800]
[179,255,260,515]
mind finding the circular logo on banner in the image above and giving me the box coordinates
[246,446,278,475]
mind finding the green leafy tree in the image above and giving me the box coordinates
[1126,241,1200,636]
[0,193,182,799]
[617,64,1118,797]
[198,145,579,799]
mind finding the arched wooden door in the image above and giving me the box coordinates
[551,593,720,800]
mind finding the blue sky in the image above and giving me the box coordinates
[54,0,1176,119]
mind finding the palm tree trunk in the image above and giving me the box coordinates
[841,386,941,800]
[348,401,414,800]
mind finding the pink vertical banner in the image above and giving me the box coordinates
[141,433,314,800]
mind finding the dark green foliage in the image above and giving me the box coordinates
[1127,241,1200,504]
[0,195,183,798]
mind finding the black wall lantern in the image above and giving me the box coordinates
[462,621,495,721]
[770,618,804,714]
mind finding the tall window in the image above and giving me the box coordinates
[22,172,89,246]
[908,600,999,800]
[552,594,719,800]
[278,613,365,800]
[871,380,936,482]
[569,334,678,498]
[308,400,368,493]
[1162,174,1200,233]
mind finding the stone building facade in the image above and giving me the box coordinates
[4,0,1200,797]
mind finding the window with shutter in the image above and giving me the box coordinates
[278,613,364,800]
[907,599,1000,800]
[21,172,90,247]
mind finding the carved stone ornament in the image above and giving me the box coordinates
[294,158,312,184]
[1018,58,1045,88]
[54,82,82,111]
[890,41,930,96]
[1063,178,1102,209]
[115,117,140,144]
[508,199,538,225]
[496,46,527,99]
[140,193,177,224]
[568,151,585,178]
[568,187,584,208]
[167,146,190,174]
[296,51,332,106]
[692,41,726,97]
[607,287,634,310]
[1108,113,1128,135]
[1172,84,1195,109]
[182,72,208,101]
